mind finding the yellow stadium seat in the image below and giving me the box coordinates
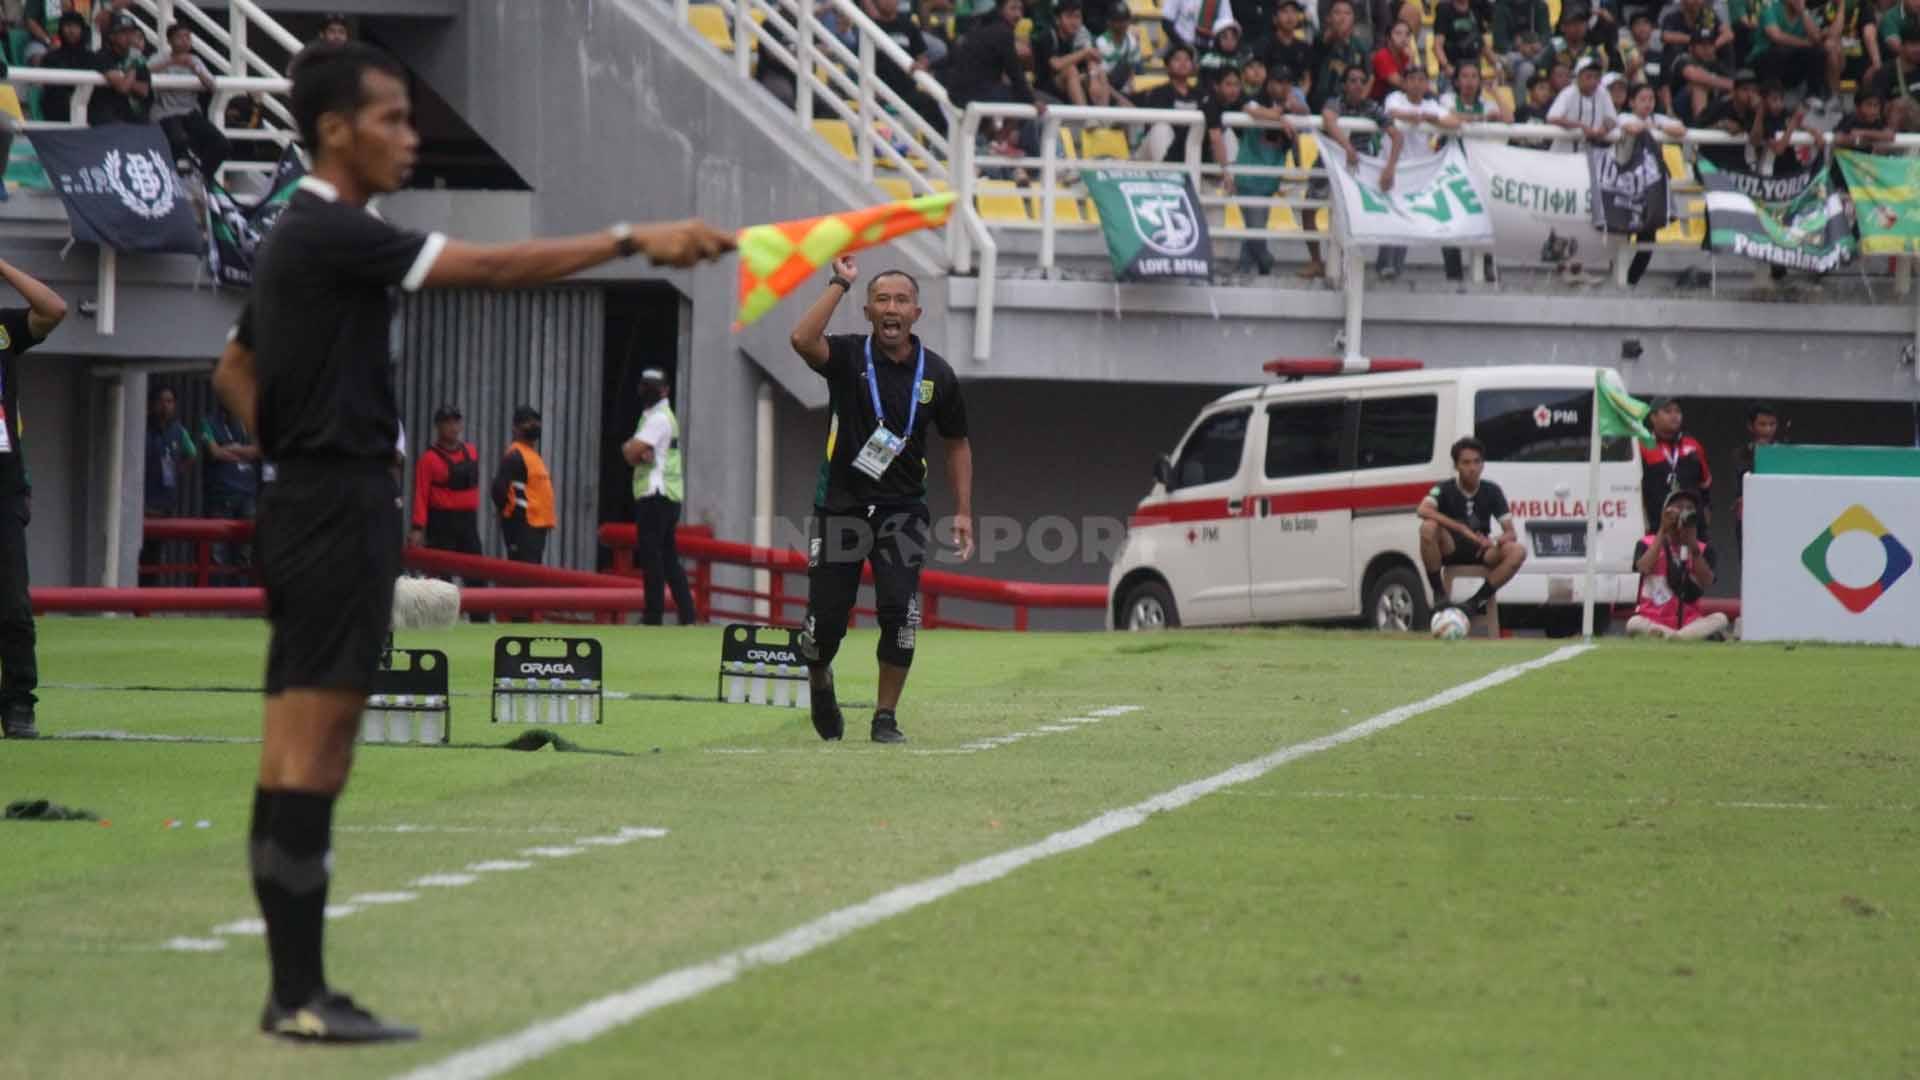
[811,119,857,160]
[1131,72,1169,94]
[1128,0,1160,16]
[1223,201,1246,230]
[876,176,914,201]
[1038,195,1086,224]
[1661,143,1690,180]
[687,4,734,51]
[1081,127,1132,159]
[1295,133,1321,171]
[974,180,1031,221]
[1493,84,1515,116]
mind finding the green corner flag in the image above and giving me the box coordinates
[1596,370,1654,449]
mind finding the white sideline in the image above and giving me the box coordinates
[393,644,1591,1080]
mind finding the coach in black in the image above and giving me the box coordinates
[0,258,69,740]
[212,42,732,1043]
[788,254,973,744]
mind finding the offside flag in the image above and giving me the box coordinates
[1595,369,1654,449]
[734,192,955,330]
[28,124,200,254]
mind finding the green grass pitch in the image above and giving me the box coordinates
[3,618,1916,1078]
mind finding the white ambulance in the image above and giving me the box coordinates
[1108,362,1645,635]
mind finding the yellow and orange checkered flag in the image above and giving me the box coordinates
[734,192,955,331]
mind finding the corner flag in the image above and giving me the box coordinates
[733,192,956,331]
[1595,369,1655,449]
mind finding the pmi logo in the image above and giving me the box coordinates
[1801,505,1913,614]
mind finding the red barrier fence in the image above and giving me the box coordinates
[598,523,1108,631]
[96,518,1113,629]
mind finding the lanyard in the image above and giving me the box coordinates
[864,335,925,436]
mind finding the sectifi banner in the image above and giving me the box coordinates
[1699,156,1853,272]
[1081,168,1213,281]
[1836,150,1920,255]
[1320,142,1493,247]
[1464,142,1610,266]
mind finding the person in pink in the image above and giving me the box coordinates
[1626,489,1732,640]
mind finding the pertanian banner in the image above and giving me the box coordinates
[1320,142,1494,247]
[1465,142,1610,266]
[1699,156,1854,272]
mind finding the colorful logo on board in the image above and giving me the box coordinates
[1801,505,1912,613]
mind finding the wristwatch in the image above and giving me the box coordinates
[829,274,855,291]
[610,222,639,258]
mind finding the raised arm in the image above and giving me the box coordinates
[0,258,69,341]
[424,220,734,291]
[790,254,857,368]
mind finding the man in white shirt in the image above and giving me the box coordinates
[620,368,697,626]
[1163,0,1237,52]
[1376,66,1460,278]
[1546,55,1618,151]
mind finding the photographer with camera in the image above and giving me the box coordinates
[1626,488,1730,640]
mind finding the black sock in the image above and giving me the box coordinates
[1427,571,1448,600]
[873,708,896,727]
[1470,582,1497,605]
[250,787,336,1009]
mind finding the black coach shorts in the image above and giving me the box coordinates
[256,460,402,695]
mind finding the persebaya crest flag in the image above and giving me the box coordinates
[1320,142,1494,247]
[1595,369,1654,449]
[1698,156,1853,273]
[27,125,201,254]
[734,192,955,330]
[1836,150,1920,255]
[205,144,306,288]
[1081,168,1213,281]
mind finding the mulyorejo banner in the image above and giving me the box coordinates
[28,124,200,254]
[1321,142,1494,247]
[1698,156,1853,272]
[1465,142,1609,265]
[1588,133,1670,235]
[1081,168,1212,281]
[205,145,307,288]
[1836,150,1920,255]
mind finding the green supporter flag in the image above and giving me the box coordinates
[1836,150,1920,255]
[1081,168,1213,282]
[1698,155,1854,273]
[1595,369,1655,449]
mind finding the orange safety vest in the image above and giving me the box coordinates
[503,441,556,528]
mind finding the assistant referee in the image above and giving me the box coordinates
[212,42,732,1043]
[788,254,973,744]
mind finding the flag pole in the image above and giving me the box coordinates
[1581,376,1604,642]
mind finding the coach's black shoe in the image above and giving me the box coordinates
[871,711,907,744]
[2,707,36,739]
[1460,596,1489,617]
[809,683,845,742]
[261,990,419,1044]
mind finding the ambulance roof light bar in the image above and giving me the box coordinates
[1263,357,1424,381]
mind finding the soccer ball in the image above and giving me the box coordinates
[1430,608,1471,640]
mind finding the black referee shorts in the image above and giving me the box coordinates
[257,461,401,695]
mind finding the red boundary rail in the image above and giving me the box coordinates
[43,519,1112,628]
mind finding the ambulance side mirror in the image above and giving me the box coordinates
[1153,456,1173,490]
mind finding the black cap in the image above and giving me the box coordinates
[1692,25,1717,44]
[1558,4,1589,24]
[1056,0,1082,14]
[1109,0,1133,19]
[1648,395,1679,412]
[1663,487,1703,510]
[1733,67,1758,85]
[433,403,462,422]
[110,12,141,31]
[512,405,542,424]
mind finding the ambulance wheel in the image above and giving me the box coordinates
[1366,567,1428,633]
[1120,581,1179,631]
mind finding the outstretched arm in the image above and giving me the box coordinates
[0,258,69,340]
[423,220,734,291]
